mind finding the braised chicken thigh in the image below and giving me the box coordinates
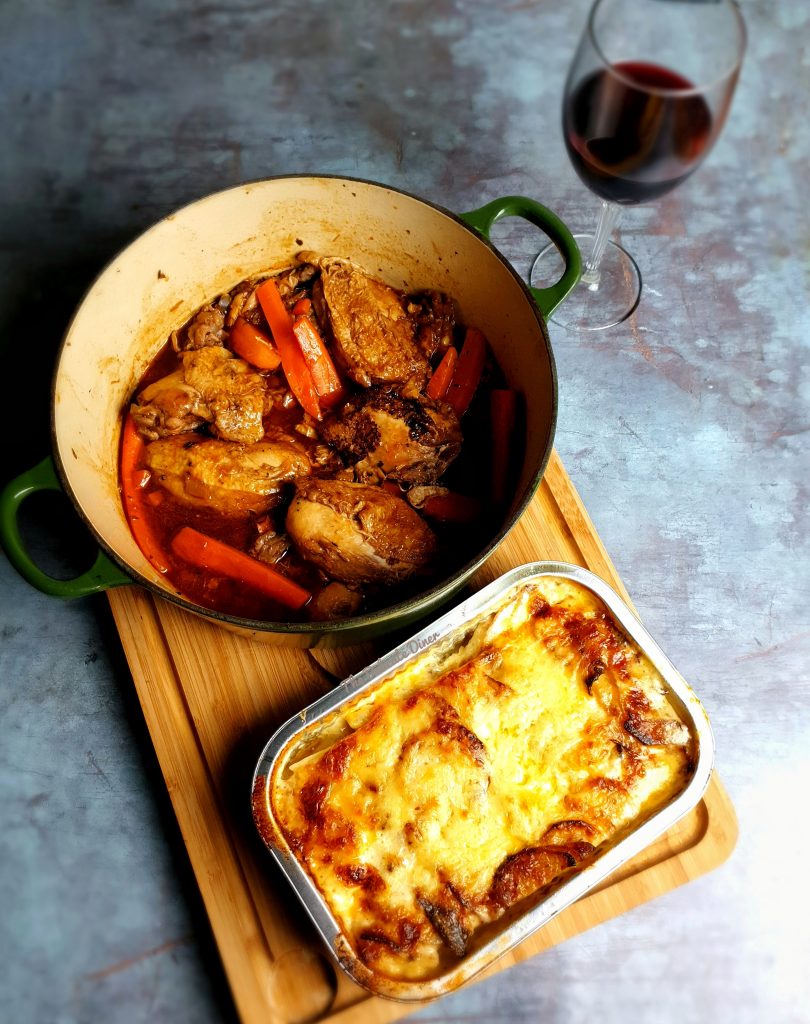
[144,434,311,515]
[181,347,267,443]
[121,251,517,622]
[299,253,431,388]
[321,386,462,486]
[286,479,437,586]
[131,347,267,444]
[131,370,211,441]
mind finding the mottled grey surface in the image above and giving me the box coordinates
[1,1,807,1022]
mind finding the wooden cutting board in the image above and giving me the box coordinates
[107,450,738,1024]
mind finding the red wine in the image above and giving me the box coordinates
[564,61,713,204]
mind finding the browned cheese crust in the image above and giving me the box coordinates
[269,578,695,982]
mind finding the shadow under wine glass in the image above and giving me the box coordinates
[533,0,746,332]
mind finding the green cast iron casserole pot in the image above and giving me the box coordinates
[0,176,580,646]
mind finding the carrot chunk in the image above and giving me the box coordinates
[292,311,345,409]
[170,526,311,609]
[426,346,458,401]
[445,328,486,416]
[420,492,481,523]
[490,389,519,507]
[120,413,170,574]
[230,317,282,370]
[256,277,322,419]
[292,297,312,316]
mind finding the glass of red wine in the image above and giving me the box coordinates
[533,0,746,331]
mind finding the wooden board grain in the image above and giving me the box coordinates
[107,450,738,1024]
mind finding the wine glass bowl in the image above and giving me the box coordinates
[565,62,715,206]
[534,0,746,332]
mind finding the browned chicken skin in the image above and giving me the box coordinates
[182,347,268,443]
[131,370,211,441]
[285,479,437,586]
[321,386,462,486]
[298,253,430,388]
[144,434,311,515]
[132,347,268,444]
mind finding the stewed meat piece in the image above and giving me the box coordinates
[285,479,436,586]
[250,529,291,564]
[226,265,320,329]
[311,581,363,620]
[173,303,227,351]
[131,347,269,444]
[131,370,211,441]
[297,253,430,388]
[225,280,260,327]
[181,346,268,443]
[406,291,456,361]
[144,434,311,515]
[321,386,462,486]
[274,263,319,304]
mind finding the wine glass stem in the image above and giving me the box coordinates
[581,201,623,290]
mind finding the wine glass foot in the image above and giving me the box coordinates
[532,233,642,332]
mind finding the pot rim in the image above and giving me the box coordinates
[49,173,558,636]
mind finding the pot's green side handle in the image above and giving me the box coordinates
[460,196,582,318]
[0,457,131,597]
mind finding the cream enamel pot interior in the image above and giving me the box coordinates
[0,176,580,645]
